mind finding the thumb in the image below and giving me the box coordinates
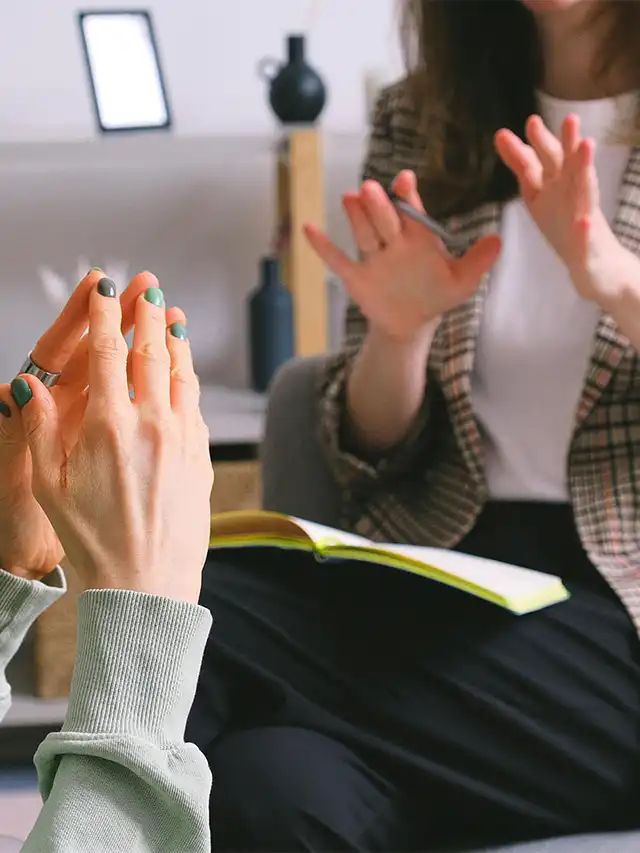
[0,383,27,447]
[451,234,502,290]
[391,170,425,212]
[11,376,65,488]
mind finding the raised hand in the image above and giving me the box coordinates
[0,271,185,580]
[495,114,626,305]
[304,170,502,343]
[13,281,212,604]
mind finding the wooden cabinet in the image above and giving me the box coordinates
[210,459,261,514]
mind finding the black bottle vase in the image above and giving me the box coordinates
[248,256,294,393]
[258,34,327,124]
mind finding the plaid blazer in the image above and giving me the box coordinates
[318,82,640,632]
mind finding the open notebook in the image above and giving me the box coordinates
[210,511,570,615]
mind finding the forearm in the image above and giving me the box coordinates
[0,567,65,723]
[603,278,640,349]
[573,240,640,348]
[345,322,437,455]
[23,589,212,853]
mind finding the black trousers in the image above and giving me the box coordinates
[186,503,640,850]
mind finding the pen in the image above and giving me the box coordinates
[388,191,467,249]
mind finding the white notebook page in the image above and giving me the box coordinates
[379,544,560,596]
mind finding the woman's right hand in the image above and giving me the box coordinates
[304,170,502,343]
[12,280,213,604]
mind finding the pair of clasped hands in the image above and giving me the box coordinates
[0,270,212,604]
[306,113,634,344]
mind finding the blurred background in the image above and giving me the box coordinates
[0,0,402,389]
[0,4,404,836]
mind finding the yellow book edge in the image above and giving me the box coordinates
[210,510,570,615]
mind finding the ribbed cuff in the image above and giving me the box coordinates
[0,566,66,672]
[63,590,212,746]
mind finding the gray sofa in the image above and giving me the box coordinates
[261,355,640,853]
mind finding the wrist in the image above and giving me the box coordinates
[4,564,57,583]
[579,245,640,348]
[368,318,440,356]
[584,245,640,315]
[76,562,201,605]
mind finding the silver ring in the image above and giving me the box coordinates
[18,352,61,388]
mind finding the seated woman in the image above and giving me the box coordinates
[0,269,213,852]
[186,0,640,850]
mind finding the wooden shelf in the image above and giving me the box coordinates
[0,132,365,175]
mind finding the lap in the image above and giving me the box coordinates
[209,727,417,851]
[188,543,640,843]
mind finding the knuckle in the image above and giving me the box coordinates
[92,333,127,361]
[170,364,197,389]
[86,407,130,446]
[140,412,172,447]
[134,340,171,368]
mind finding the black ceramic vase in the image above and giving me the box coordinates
[248,256,294,393]
[258,34,327,125]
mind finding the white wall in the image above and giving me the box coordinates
[0,0,402,141]
[0,1,404,393]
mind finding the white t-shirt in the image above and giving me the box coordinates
[470,91,637,501]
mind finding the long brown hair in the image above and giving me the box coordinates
[400,0,640,217]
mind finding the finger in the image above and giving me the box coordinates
[561,114,581,158]
[126,306,186,395]
[0,384,23,445]
[0,383,31,481]
[304,224,358,281]
[360,180,401,245]
[60,387,88,454]
[525,115,563,179]
[87,276,130,411]
[59,271,159,393]
[166,305,187,327]
[391,170,425,212]
[166,318,200,413]
[495,129,543,198]
[343,193,381,255]
[450,234,502,290]
[10,375,64,491]
[131,286,171,410]
[28,268,103,374]
[571,138,598,220]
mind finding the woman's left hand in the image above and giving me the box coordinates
[495,114,632,309]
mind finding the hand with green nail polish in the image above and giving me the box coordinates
[0,269,182,582]
[9,272,211,603]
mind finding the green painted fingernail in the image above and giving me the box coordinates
[10,378,32,409]
[88,266,102,273]
[0,401,11,418]
[144,287,165,308]
[169,322,187,340]
[97,277,116,297]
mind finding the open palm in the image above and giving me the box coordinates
[304,170,502,342]
[495,113,619,302]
